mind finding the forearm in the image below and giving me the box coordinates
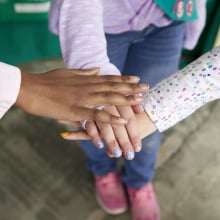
[0,62,21,119]
[144,45,220,132]
[50,0,120,76]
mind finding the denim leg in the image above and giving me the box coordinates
[80,140,117,176]
[106,31,139,71]
[122,131,162,188]
[80,32,137,176]
[122,21,185,188]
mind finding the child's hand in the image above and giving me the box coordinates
[60,111,158,153]
[81,105,141,160]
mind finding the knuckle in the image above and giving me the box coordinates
[131,83,139,89]
[108,140,118,147]
[102,92,112,98]
[131,136,140,144]
[107,75,115,82]
[120,142,131,150]
[93,109,104,120]
[70,104,77,112]
[109,82,119,90]
[126,95,135,102]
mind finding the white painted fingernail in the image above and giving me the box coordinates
[113,148,122,157]
[97,141,104,149]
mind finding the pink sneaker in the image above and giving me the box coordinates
[95,172,128,215]
[127,182,160,220]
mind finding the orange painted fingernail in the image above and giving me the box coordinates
[123,76,140,82]
[129,76,140,82]
[107,149,115,158]
[60,132,70,138]
[108,153,115,158]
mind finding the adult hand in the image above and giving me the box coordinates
[15,67,148,124]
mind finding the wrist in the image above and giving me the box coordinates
[15,71,35,112]
[136,112,158,139]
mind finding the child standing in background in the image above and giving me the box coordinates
[49,1,206,219]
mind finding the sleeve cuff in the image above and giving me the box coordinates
[97,63,121,76]
[0,62,21,119]
[143,45,220,132]
[142,92,165,132]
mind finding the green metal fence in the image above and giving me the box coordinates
[0,0,61,64]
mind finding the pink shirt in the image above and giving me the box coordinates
[0,62,21,119]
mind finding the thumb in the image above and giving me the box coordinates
[60,130,90,140]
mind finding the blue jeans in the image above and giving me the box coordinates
[80,21,184,188]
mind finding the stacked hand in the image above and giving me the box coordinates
[16,67,148,124]
[60,99,157,160]
[17,66,154,159]
[61,109,157,159]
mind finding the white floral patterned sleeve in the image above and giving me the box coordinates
[143,45,220,132]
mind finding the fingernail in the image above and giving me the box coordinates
[124,76,140,82]
[126,150,134,160]
[113,148,122,157]
[135,145,142,152]
[108,153,114,158]
[107,149,114,158]
[60,132,70,138]
[139,84,149,91]
[97,141,104,149]
[138,104,145,112]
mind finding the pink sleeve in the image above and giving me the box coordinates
[49,0,120,76]
[0,62,21,119]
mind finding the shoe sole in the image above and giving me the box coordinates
[96,194,128,215]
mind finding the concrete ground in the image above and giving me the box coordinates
[0,58,220,220]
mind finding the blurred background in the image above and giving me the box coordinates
[0,0,219,66]
[0,1,220,220]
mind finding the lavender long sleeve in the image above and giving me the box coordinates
[49,0,206,75]
[49,0,120,75]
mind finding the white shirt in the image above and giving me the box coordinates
[144,45,220,132]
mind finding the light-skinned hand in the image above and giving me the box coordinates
[81,105,141,160]
[60,110,157,160]
[61,112,157,139]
